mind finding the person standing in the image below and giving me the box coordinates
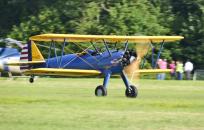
[157,59,167,80]
[161,59,167,80]
[157,59,162,80]
[176,61,184,80]
[184,60,194,80]
[169,60,176,79]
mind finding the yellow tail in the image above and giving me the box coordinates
[30,41,44,61]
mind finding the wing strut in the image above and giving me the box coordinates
[150,42,155,68]
[153,40,165,68]
[46,40,61,68]
[103,39,112,57]
[59,38,66,67]
[90,41,100,54]
[140,40,166,69]
[46,41,52,67]
[124,40,129,52]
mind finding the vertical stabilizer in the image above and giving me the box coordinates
[31,41,44,61]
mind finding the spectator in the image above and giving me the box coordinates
[169,60,176,79]
[157,59,167,80]
[176,61,184,80]
[184,60,194,80]
[157,59,162,80]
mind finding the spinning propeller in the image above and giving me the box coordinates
[122,43,149,84]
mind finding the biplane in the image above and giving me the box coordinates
[0,38,23,74]
[8,34,184,98]
[0,47,21,73]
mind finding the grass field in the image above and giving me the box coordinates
[0,77,204,130]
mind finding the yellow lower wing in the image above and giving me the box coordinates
[23,68,101,76]
[137,69,171,73]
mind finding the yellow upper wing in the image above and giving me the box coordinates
[30,34,184,43]
[23,68,101,76]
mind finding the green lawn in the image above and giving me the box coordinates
[0,78,204,130]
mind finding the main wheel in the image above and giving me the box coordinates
[95,85,107,96]
[125,85,138,98]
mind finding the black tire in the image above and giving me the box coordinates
[29,77,34,83]
[95,85,107,96]
[125,85,138,98]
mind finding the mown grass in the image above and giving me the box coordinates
[0,77,204,130]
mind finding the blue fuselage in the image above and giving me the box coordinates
[35,50,125,74]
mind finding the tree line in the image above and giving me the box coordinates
[0,0,204,68]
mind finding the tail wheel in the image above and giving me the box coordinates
[29,77,34,83]
[29,75,34,83]
[125,85,138,98]
[95,85,107,96]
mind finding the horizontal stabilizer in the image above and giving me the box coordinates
[23,68,101,76]
[7,61,45,66]
[136,69,171,73]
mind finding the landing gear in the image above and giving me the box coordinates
[29,75,34,83]
[95,72,110,97]
[120,71,138,98]
[94,71,138,98]
[125,85,138,98]
[95,85,107,96]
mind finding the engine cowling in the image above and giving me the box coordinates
[121,50,137,67]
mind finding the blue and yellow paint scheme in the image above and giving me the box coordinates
[7,34,184,98]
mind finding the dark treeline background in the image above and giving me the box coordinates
[0,0,204,69]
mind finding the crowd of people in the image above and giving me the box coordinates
[157,59,194,80]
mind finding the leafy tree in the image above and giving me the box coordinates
[169,0,204,68]
[0,0,56,37]
[3,0,204,68]
[8,8,65,42]
[76,0,169,35]
[150,0,204,68]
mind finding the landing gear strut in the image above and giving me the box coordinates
[95,72,111,97]
[121,71,138,98]
[29,75,34,83]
